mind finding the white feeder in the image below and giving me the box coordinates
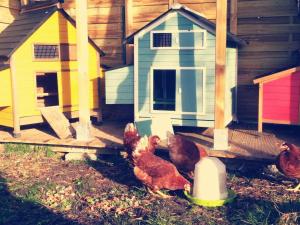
[193,157,228,201]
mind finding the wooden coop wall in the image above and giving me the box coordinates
[11,11,101,125]
[237,0,300,120]
[1,0,299,121]
[0,0,20,33]
[62,0,217,68]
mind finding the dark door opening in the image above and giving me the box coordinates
[153,69,176,111]
[36,72,59,107]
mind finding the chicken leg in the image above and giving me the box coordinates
[287,183,300,192]
[146,187,172,199]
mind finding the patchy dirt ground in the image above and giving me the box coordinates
[0,145,299,225]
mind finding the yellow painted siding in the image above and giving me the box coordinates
[0,68,12,107]
[0,68,13,127]
[12,11,101,119]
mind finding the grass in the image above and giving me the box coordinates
[0,149,300,225]
[4,144,55,157]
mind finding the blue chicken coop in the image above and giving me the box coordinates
[105,4,244,127]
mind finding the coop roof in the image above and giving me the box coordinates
[253,67,300,84]
[125,3,246,47]
[0,5,104,60]
[0,65,9,71]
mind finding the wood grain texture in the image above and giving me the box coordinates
[215,0,227,129]
[0,0,19,33]
[40,106,73,139]
[237,0,300,120]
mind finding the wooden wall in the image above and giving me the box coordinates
[0,0,20,33]
[62,0,218,68]
[63,0,124,67]
[1,0,299,121]
[237,0,300,120]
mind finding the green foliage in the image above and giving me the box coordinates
[4,144,55,157]
[4,143,32,155]
[23,182,56,203]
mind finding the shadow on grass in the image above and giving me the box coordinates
[226,196,300,225]
[0,176,81,225]
[85,155,142,188]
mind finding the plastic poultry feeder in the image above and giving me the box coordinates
[184,157,236,207]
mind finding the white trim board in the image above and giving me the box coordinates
[150,30,207,50]
[134,35,139,121]
[149,66,206,117]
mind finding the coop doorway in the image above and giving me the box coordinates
[36,72,59,108]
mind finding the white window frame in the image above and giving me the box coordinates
[150,30,207,50]
[150,66,206,116]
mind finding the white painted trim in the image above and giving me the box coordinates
[150,30,207,50]
[134,35,139,121]
[149,66,206,116]
[149,67,178,115]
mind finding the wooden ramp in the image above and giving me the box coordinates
[40,106,73,139]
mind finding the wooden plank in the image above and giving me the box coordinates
[40,106,73,139]
[214,0,227,129]
[9,55,20,137]
[258,83,263,132]
[125,0,133,64]
[168,0,173,9]
[254,67,300,84]
[76,0,91,140]
[230,0,237,34]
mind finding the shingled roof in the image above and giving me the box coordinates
[0,5,104,59]
[125,4,246,47]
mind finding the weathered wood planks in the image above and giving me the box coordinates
[40,106,73,139]
[0,0,19,33]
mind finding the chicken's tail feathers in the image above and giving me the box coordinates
[166,131,175,145]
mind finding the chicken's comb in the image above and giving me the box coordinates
[124,123,136,132]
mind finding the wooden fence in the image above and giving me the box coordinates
[237,0,300,120]
[0,0,19,33]
[0,0,299,120]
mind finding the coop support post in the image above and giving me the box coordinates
[75,0,91,140]
[125,0,133,65]
[10,55,21,138]
[258,83,263,132]
[214,0,228,150]
[96,51,103,124]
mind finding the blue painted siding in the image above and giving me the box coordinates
[105,65,134,104]
[225,48,237,125]
[137,12,217,125]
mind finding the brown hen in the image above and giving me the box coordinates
[123,123,141,160]
[167,132,208,177]
[276,143,300,192]
[133,136,191,198]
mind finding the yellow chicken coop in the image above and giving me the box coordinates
[0,4,104,136]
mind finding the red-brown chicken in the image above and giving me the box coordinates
[133,136,191,198]
[123,123,160,160]
[123,123,141,160]
[167,132,208,177]
[276,142,300,192]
